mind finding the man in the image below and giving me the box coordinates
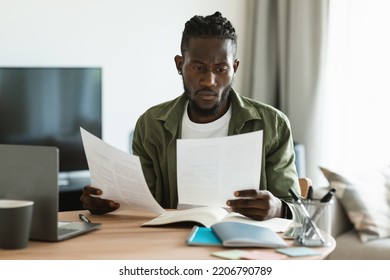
[81,11,301,220]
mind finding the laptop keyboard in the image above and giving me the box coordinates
[58,227,79,236]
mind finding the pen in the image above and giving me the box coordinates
[306,186,313,203]
[310,188,336,224]
[320,188,336,203]
[305,188,336,238]
[289,188,325,244]
[79,213,91,223]
[302,186,314,239]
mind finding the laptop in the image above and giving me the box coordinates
[0,144,101,241]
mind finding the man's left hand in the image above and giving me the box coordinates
[226,189,283,221]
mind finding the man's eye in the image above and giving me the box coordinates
[193,66,204,71]
[215,67,227,73]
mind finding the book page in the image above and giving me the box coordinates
[219,212,293,233]
[80,128,165,215]
[142,205,292,232]
[142,206,229,227]
[177,131,263,208]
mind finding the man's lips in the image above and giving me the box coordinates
[196,90,217,101]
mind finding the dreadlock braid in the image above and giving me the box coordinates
[180,11,237,57]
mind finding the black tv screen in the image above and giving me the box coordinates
[0,67,102,173]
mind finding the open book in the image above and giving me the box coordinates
[141,205,292,233]
[142,206,290,248]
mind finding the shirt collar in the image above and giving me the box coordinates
[154,89,263,136]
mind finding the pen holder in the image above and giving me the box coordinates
[292,199,333,247]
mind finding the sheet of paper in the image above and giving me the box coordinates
[80,128,165,215]
[211,249,248,260]
[276,247,321,257]
[241,250,285,260]
[177,130,263,208]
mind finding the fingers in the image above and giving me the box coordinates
[226,189,278,221]
[87,198,120,215]
[227,189,271,209]
[83,185,103,196]
[80,185,120,215]
[227,197,271,211]
[233,189,269,198]
[228,200,270,221]
[232,207,269,221]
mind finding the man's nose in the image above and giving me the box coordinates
[200,71,217,87]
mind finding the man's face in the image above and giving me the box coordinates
[175,37,239,123]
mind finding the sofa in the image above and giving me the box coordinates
[327,195,390,259]
[315,167,390,260]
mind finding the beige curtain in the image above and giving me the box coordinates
[249,0,329,185]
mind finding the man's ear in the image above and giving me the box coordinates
[174,55,183,74]
[233,59,240,73]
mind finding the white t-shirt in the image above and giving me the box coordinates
[181,101,232,139]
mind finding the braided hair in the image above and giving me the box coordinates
[180,11,237,57]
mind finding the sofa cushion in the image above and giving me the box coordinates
[320,166,390,242]
[328,229,390,260]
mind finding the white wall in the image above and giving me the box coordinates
[0,0,253,152]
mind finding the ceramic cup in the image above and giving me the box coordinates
[0,199,34,249]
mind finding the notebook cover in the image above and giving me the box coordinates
[186,226,222,246]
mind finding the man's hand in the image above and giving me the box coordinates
[80,185,120,215]
[226,189,283,221]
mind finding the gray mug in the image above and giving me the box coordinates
[0,200,34,249]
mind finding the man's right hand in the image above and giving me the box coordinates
[80,185,120,215]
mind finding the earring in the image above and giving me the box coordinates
[178,70,182,75]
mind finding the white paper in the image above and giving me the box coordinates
[80,128,165,215]
[177,130,263,208]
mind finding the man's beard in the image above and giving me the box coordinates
[183,83,232,117]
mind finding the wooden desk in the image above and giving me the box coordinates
[0,210,335,260]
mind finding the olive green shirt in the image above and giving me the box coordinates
[132,90,301,214]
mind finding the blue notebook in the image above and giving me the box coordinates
[186,226,222,246]
[186,222,287,248]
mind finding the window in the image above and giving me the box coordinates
[322,0,390,170]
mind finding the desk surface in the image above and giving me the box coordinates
[0,210,335,260]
